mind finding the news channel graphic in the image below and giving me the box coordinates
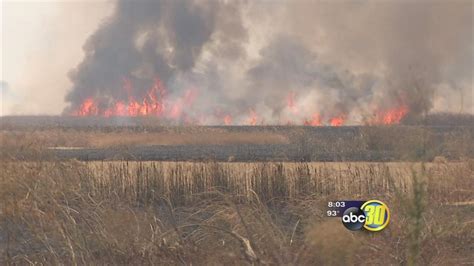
[326,200,390,232]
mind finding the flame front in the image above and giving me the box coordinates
[329,115,345,127]
[371,105,409,125]
[304,113,322,126]
[247,109,258,125]
[223,115,232,125]
[73,77,409,126]
[75,98,98,116]
[75,78,179,119]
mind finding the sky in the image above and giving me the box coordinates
[1,0,112,115]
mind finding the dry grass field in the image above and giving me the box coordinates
[2,124,473,162]
[1,159,473,265]
[1,120,473,265]
[0,129,289,148]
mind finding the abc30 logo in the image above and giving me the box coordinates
[342,200,390,231]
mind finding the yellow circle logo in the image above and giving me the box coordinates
[361,200,390,231]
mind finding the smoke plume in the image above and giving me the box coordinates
[65,0,473,125]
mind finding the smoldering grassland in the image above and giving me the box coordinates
[1,159,473,265]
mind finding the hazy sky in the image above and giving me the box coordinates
[1,0,112,115]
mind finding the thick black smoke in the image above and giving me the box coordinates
[65,0,473,124]
[66,0,244,107]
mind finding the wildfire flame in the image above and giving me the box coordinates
[75,78,189,119]
[303,113,322,126]
[329,115,345,127]
[223,115,232,125]
[371,105,409,125]
[73,77,409,126]
[247,109,258,125]
[75,98,98,116]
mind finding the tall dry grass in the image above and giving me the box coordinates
[79,161,470,205]
[1,159,473,265]
[1,124,473,264]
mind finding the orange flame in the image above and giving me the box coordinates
[304,113,322,126]
[247,109,258,125]
[224,115,232,125]
[73,77,197,119]
[75,98,98,116]
[372,105,409,125]
[329,115,345,126]
[73,80,409,126]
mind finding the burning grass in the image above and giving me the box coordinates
[1,160,473,264]
[70,77,411,126]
